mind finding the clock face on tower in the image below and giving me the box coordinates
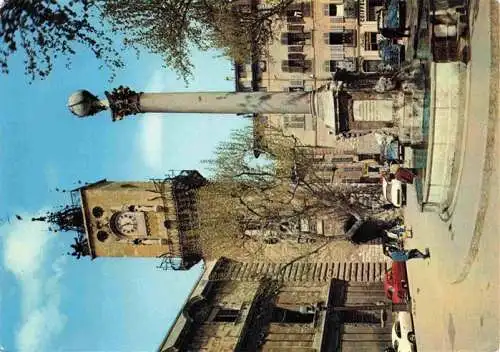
[115,212,138,234]
[110,211,147,237]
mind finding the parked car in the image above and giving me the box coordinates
[392,311,417,352]
[382,176,404,207]
[384,261,409,304]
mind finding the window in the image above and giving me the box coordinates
[286,10,304,23]
[284,115,305,129]
[364,32,378,51]
[96,231,109,242]
[367,0,385,21]
[325,60,339,72]
[270,306,315,324]
[281,32,311,46]
[281,60,312,73]
[92,206,104,218]
[324,4,338,16]
[288,53,305,61]
[327,32,343,45]
[213,308,240,323]
[287,24,304,32]
[288,45,304,53]
[286,3,311,20]
[324,30,356,46]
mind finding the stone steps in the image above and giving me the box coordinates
[209,261,390,283]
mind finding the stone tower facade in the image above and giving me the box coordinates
[78,170,206,270]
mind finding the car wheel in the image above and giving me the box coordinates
[408,331,416,343]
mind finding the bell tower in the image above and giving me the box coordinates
[37,170,207,270]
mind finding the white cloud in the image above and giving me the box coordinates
[138,70,169,173]
[140,113,165,172]
[17,301,67,352]
[3,221,50,278]
[2,217,67,352]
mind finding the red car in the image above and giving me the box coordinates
[384,261,409,304]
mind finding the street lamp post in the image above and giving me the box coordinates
[67,84,337,122]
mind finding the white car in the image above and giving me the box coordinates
[382,176,404,207]
[392,311,416,352]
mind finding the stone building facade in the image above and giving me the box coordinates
[158,258,394,351]
[236,0,394,148]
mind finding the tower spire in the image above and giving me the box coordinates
[32,205,90,259]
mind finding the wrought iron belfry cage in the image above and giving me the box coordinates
[153,170,207,270]
[32,190,90,259]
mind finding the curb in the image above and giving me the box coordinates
[439,0,493,221]
[438,60,472,221]
[421,63,436,207]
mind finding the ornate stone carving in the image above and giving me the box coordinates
[104,86,142,121]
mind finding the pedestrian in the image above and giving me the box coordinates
[388,247,430,262]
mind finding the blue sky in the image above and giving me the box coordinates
[0,34,249,351]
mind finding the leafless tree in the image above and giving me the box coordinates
[0,0,124,80]
[196,125,383,253]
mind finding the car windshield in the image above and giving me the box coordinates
[395,321,401,338]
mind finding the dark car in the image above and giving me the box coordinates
[384,261,409,304]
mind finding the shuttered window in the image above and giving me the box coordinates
[282,32,311,46]
[288,53,305,61]
[288,45,304,53]
[324,30,356,46]
[287,24,304,32]
[284,115,306,129]
[323,3,338,16]
[282,60,312,73]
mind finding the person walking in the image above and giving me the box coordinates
[387,247,430,262]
